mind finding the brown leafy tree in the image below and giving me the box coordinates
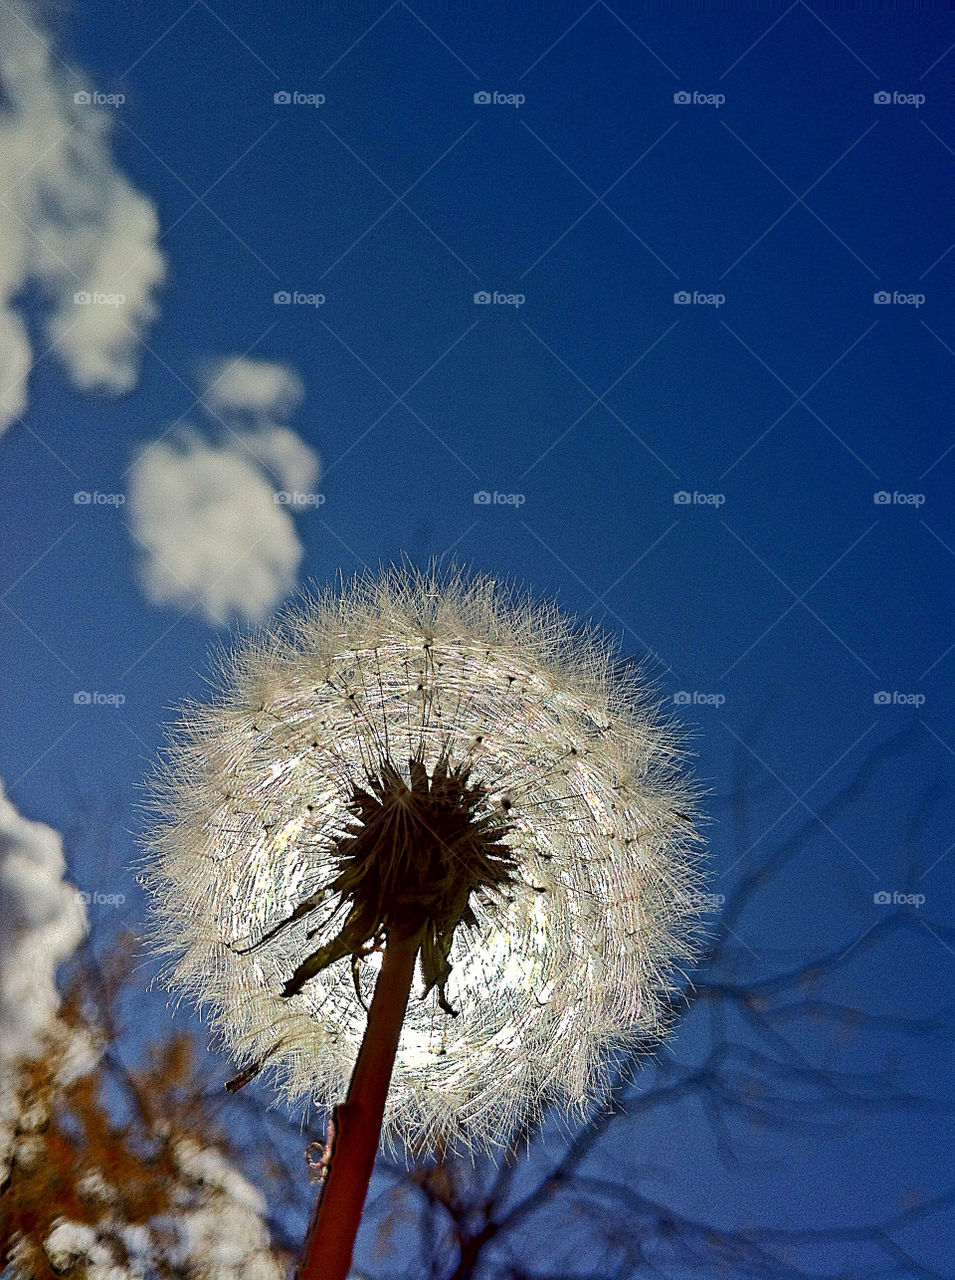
[1,936,287,1280]
[4,728,950,1280]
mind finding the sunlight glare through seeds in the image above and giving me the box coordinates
[141,566,704,1152]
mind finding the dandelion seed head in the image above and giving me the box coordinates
[141,565,704,1153]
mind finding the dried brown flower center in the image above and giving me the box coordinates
[279,756,517,1013]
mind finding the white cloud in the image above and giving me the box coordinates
[128,357,320,626]
[128,434,307,627]
[0,781,86,1062]
[0,785,280,1278]
[203,356,304,422]
[203,357,319,493]
[0,782,89,1179]
[239,424,320,495]
[0,5,165,432]
[43,1141,284,1280]
[169,1139,283,1280]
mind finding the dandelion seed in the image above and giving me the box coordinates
[140,565,704,1277]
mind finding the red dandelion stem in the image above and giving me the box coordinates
[297,929,420,1280]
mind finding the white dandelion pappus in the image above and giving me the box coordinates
[141,566,704,1153]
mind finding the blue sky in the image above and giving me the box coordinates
[1,2,953,1274]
